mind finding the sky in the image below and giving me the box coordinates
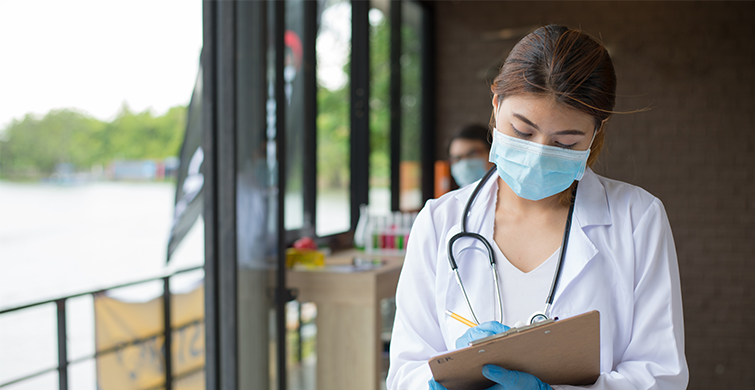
[0,0,203,129]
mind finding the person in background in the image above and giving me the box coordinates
[447,124,495,188]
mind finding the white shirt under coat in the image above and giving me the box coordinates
[386,168,688,390]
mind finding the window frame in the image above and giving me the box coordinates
[289,0,435,250]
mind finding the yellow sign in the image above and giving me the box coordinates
[95,283,205,390]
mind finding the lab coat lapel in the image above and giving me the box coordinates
[552,169,611,305]
[452,176,498,237]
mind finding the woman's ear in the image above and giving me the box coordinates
[597,117,609,133]
[492,94,500,121]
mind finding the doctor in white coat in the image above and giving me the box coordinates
[387,25,688,390]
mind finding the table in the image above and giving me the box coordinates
[287,250,404,390]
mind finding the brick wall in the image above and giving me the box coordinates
[434,1,755,388]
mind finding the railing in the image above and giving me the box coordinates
[0,266,204,390]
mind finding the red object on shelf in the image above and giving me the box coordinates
[293,236,318,250]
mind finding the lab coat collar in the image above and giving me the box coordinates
[554,168,611,307]
[451,168,611,232]
[574,168,612,227]
[450,168,612,309]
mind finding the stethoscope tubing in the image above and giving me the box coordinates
[447,167,578,326]
[545,184,578,311]
[447,167,501,324]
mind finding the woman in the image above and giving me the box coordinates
[387,25,688,390]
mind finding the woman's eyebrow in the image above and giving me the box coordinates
[554,129,587,135]
[513,113,540,130]
[512,113,586,135]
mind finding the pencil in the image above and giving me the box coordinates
[445,309,477,327]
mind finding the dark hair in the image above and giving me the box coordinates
[447,123,492,157]
[490,24,616,169]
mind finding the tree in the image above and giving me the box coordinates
[0,105,187,179]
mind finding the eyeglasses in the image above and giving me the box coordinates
[449,148,487,165]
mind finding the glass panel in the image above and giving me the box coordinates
[284,0,307,231]
[236,1,278,389]
[369,1,391,216]
[0,304,57,385]
[0,1,203,388]
[2,371,57,390]
[400,1,423,211]
[66,295,95,362]
[316,0,352,236]
[69,359,97,390]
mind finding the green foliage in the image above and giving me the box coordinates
[401,23,422,162]
[315,10,393,190]
[0,105,186,179]
[314,8,423,190]
[317,83,350,188]
[369,13,391,186]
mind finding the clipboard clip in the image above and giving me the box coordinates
[469,318,556,346]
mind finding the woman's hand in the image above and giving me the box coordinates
[427,364,553,390]
[429,323,544,390]
[455,321,510,349]
[428,365,551,390]
[482,365,551,390]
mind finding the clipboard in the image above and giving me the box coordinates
[428,310,600,390]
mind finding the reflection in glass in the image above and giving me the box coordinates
[316,0,352,236]
[285,0,307,231]
[400,1,423,211]
[369,2,390,216]
[236,1,277,389]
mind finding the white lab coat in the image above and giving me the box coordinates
[387,169,688,390]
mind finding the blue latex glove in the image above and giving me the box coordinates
[428,379,448,390]
[482,365,552,390]
[455,321,510,349]
[428,366,551,390]
[429,322,527,390]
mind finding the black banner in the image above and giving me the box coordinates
[167,60,203,262]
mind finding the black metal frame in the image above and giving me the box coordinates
[201,1,220,389]
[0,266,203,390]
[217,2,239,390]
[272,2,294,390]
[350,0,371,228]
[419,1,436,202]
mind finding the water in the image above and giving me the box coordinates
[0,180,393,389]
[0,180,204,389]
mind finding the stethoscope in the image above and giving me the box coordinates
[447,167,578,326]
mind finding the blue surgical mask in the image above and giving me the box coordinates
[488,129,593,201]
[451,158,489,187]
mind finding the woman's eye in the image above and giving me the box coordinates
[511,125,530,138]
[556,142,578,149]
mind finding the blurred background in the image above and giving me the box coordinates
[1,1,753,390]
[0,1,204,389]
